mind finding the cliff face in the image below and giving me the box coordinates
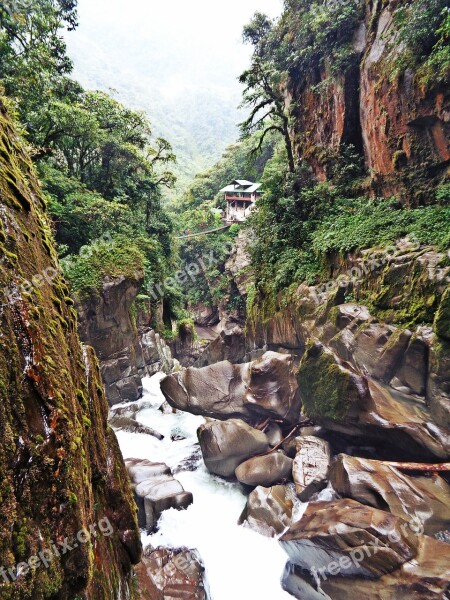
[77,279,176,405]
[0,101,141,599]
[245,241,450,458]
[287,0,450,204]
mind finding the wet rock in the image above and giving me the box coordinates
[194,327,247,367]
[298,341,450,460]
[435,287,450,342]
[137,546,210,599]
[127,459,193,532]
[282,535,450,600]
[239,485,293,537]
[265,422,284,447]
[162,351,301,425]
[330,321,411,383]
[197,419,270,477]
[292,437,331,501]
[125,459,171,484]
[393,334,428,396]
[235,452,293,487]
[330,454,450,536]
[109,415,164,440]
[280,499,419,579]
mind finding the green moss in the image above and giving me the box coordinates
[297,341,362,422]
[434,287,450,341]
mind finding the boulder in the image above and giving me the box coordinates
[162,351,301,425]
[125,459,171,484]
[393,333,428,396]
[137,546,211,599]
[292,437,331,500]
[330,321,412,383]
[194,328,247,367]
[197,419,270,477]
[282,535,450,600]
[298,341,450,460]
[330,454,450,535]
[280,499,419,579]
[265,422,284,447]
[110,415,164,440]
[127,458,193,532]
[235,452,293,487]
[239,485,293,537]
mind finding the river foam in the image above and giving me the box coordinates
[115,373,292,599]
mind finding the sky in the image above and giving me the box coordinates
[65,0,284,183]
[66,0,283,96]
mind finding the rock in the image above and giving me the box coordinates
[162,351,301,425]
[265,422,284,447]
[239,485,293,537]
[194,327,247,368]
[197,419,270,477]
[235,452,293,487]
[428,338,450,430]
[77,274,177,405]
[282,535,450,600]
[0,102,141,597]
[298,341,450,460]
[330,454,450,536]
[292,437,331,500]
[125,459,171,484]
[393,334,429,396]
[128,459,193,532]
[137,546,210,599]
[280,499,419,579]
[434,279,450,341]
[330,321,412,384]
[109,415,164,440]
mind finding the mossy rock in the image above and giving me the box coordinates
[297,340,364,422]
[434,287,450,341]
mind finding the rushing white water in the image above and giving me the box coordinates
[115,373,292,599]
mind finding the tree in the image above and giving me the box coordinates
[0,0,77,111]
[239,13,295,172]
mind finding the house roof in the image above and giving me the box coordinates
[220,180,262,194]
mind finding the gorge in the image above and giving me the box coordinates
[0,0,449,599]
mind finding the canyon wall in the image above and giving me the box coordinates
[77,282,176,405]
[287,0,450,204]
[0,101,141,599]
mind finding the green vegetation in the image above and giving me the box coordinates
[393,1,450,85]
[239,0,450,310]
[1,0,176,307]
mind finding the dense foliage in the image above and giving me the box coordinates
[0,0,177,304]
[248,144,450,296]
[240,0,450,303]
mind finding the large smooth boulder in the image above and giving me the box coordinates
[235,452,293,487]
[282,535,450,600]
[298,341,450,460]
[292,437,331,500]
[330,320,412,384]
[280,499,419,579]
[197,419,270,477]
[239,485,293,537]
[162,351,301,425]
[194,328,247,367]
[330,454,450,535]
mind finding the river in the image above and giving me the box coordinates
[115,373,293,599]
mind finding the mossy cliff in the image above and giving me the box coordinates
[286,0,450,205]
[0,100,141,598]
